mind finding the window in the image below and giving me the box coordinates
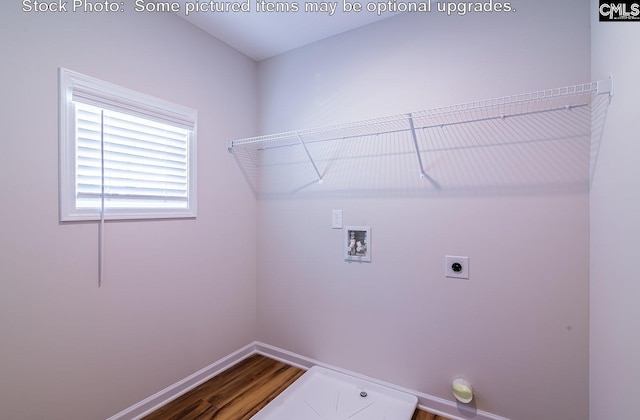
[59,68,197,221]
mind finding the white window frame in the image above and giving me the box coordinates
[58,68,197,221]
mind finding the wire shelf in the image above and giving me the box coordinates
[228,79,612,198]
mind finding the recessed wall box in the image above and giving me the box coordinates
[344,226,371,262]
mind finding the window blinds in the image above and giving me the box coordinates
[71,80,196,131]
[75,103,191,211]
[59,68,197,221]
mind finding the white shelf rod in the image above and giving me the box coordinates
[247,102,590,154]
[297,134,323,184]
[408,114,440,189]
[228,79,610,151]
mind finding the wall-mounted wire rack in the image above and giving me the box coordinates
[228,78,613,198]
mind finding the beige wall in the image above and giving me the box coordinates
[590,1,640,418]
[0,2,258,419]
[256,2,591,419]
[4,1,632,419]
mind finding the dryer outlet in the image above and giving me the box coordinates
[445,255,469,279]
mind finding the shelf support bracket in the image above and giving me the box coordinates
[596,75,614,99]
[408,114,440,189]
[297,134,323,184]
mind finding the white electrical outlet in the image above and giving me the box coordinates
[332,210,343,229]
[445,255,469,279]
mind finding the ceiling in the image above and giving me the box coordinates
[171,2,398,61]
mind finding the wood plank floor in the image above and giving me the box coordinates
[143,354,450,420]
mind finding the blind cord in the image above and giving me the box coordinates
[98,110,105,287]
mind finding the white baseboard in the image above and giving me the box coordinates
[106,341,509,420]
